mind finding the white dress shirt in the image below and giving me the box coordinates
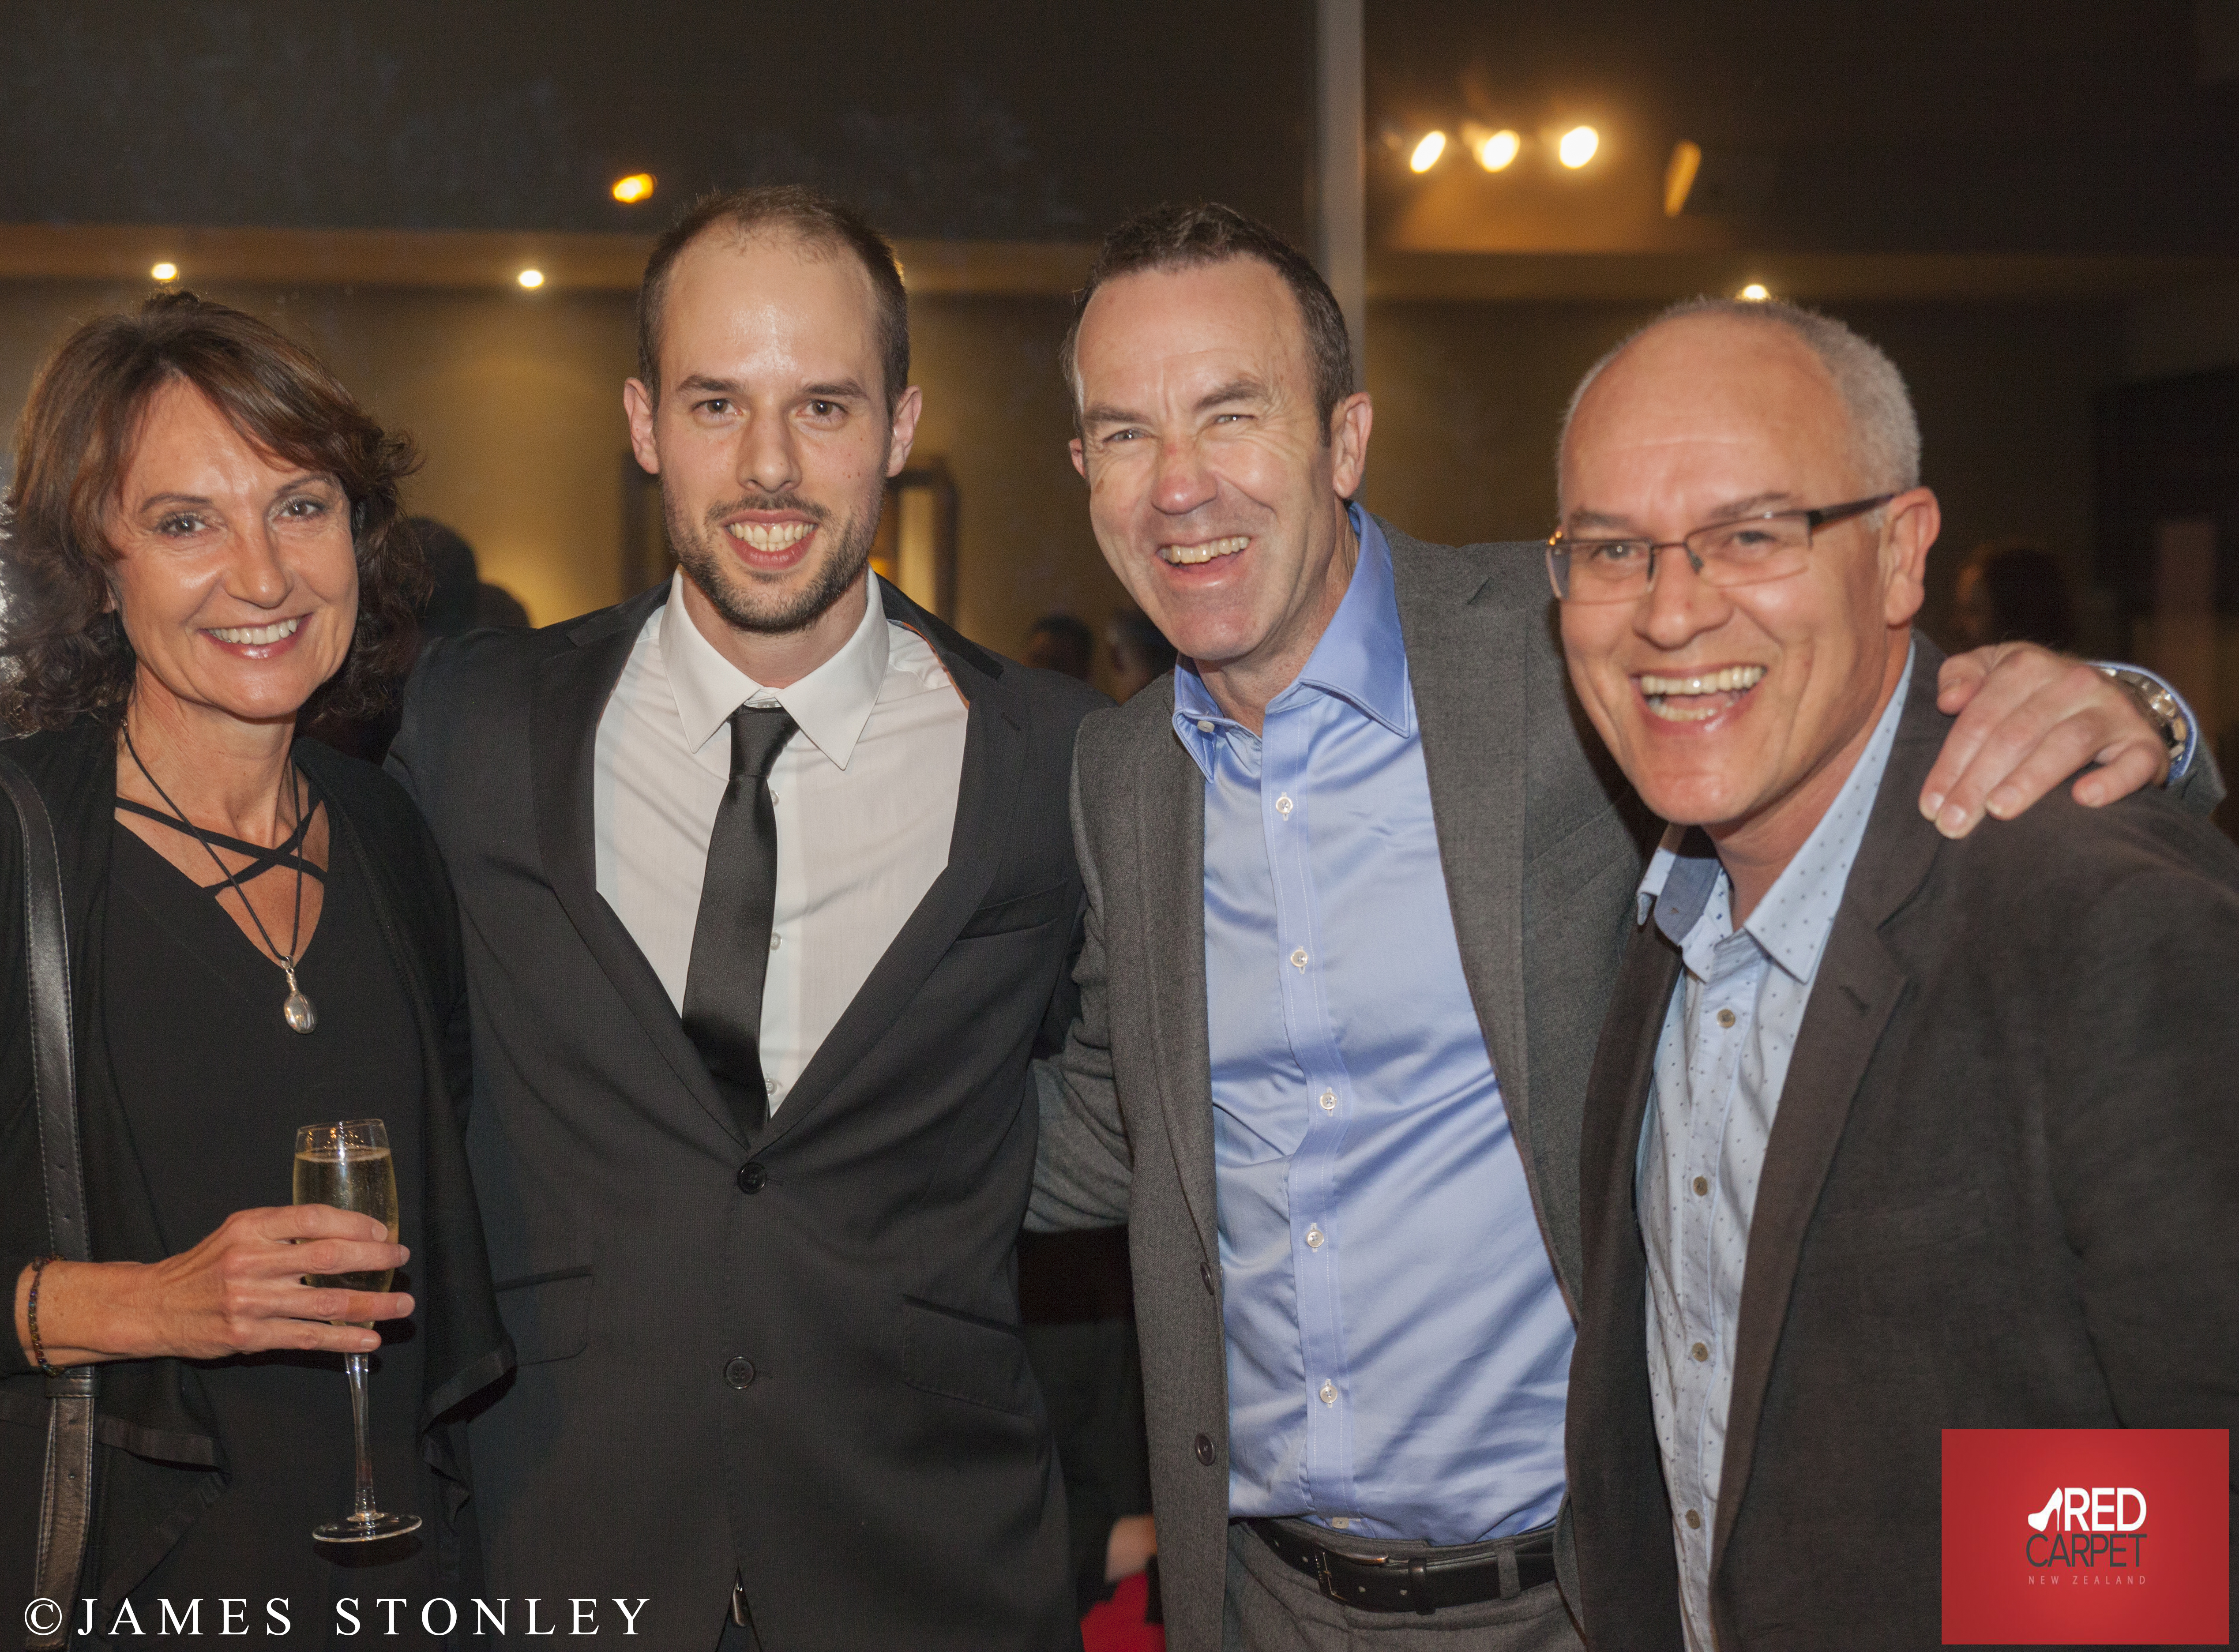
[1631,646,1913,1652]
[593,571,967,1113]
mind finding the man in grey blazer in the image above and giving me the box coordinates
[1556,299,2239,1651]
[1028,204,2200,1652]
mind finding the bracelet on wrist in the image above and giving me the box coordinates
[27,1255,62,1377]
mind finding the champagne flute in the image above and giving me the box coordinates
[293,1118,421,1543]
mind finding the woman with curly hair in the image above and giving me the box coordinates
[0,292,508,1642]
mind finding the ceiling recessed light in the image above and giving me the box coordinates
[1478,130,1521,172]
[612,173,656,204]
[1409,131,1448,173]
[150,262,179,282]
[1558,125,1600,168]
[517,269,546,289]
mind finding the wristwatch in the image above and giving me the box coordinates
[2098,667,2191,771]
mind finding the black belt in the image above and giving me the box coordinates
[1249,1519,1557,1614]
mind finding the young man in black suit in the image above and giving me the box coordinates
[389,187,1097,1651]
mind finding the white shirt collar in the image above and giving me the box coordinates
[658,568,893,771]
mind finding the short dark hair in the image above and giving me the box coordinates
[1,291,424,733]
[1060,202,1355,435]
[636,184,909,409]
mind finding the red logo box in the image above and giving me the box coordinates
[1942,1428,2230,1645]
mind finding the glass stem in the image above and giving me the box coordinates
[345,1349,377,1522]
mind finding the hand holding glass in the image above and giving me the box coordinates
[293,1119,420,1543]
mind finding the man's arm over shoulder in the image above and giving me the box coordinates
[1028,712,1138,1232]
[2043,804,2239,1429]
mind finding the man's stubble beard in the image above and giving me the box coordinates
[665,480,883,637]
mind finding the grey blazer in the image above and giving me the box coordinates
[1031,520,1656,1650]
[1565,642,2239,1651]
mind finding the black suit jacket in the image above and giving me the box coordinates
[389,580,1099,1651]
[1566,642,2239,1651]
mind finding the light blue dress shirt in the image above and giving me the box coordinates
[1633,645,1914,1652]
[1173,507,1573,1544]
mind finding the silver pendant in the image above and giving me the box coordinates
[282,965,317,1034]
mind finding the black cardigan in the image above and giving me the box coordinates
[0,717,511,1609]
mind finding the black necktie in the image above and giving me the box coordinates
[683,705,796,1136]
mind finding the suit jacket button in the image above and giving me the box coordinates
[1195,1433,1215,1466]
[724,1357,756,1389]
[1199,1260,1215,1295]
[736,1162,767,1194]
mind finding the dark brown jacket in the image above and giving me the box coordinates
[1565,643,2239,1650]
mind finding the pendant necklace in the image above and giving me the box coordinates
[123,723,319,1033]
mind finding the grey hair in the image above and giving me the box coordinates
[1559,297,1921,495]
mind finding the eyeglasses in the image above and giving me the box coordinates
[1545,495,1895,604]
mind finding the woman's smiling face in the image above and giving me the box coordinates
[107,378,360,730]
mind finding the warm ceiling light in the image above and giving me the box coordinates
[1558,125,1600,168]
[1738,282,1771,302]
[1664,141,1703,216]
[1409,130,1448,173]
[611,173,656,204]
[1477,129,1521,172]
[150,262,178,282]
[517,268,546,289]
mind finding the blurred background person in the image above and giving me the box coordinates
[1104,608,1177,703]
[1026,610,1096,680]
[414,516,530,640]
[1950,537,2079,652]
[0,292,508,1639]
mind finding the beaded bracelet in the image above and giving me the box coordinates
[27,1255,60,1378]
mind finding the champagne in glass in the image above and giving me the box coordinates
[293,1119,420,1543]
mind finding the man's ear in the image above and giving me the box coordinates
[885,385,924,478]
[624,379,661,475]
[1069,437,1086,480]
[1879,486,1941,627]
[1330,391,1373,500]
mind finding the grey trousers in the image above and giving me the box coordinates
[1223,1522,1585,1652]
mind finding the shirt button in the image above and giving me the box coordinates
[770,932,782,951]
[768,791,779,806]
[1305,1225,1325,1250]
[1691,1341,1709,1363]
[1685,1509,1702,1530]
[765,1076,779,1095]
[1196,719,1215,734]
[1717,1007,1736,1028]
[723,1356,756,1389]
[1319,1380,1337,1405]
[1693,1175,1709,1197]
[1289,947,1308,970]
[1195,1434,1216,1465]
[1275,794,1294,817]
[1318,1089,1337,1111]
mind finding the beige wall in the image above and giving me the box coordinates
[0,278,2130,676]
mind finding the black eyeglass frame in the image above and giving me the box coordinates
[1545,492,1898,601]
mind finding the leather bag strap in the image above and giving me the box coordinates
[0,753,97,1648]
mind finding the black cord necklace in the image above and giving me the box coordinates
[122,721,319,1034]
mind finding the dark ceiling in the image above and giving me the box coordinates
[0,0,1312,242]
[4,2,2236,260]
